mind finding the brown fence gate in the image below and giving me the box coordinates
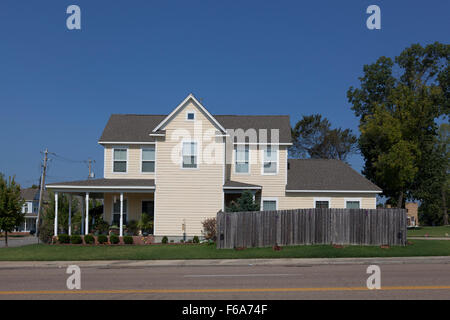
[216,208,407,249]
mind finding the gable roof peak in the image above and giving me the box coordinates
[152,94,226,133]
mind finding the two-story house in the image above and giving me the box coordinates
[46,94,382,241]
[16,187,48,233]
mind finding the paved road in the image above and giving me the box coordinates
[0,262,449,299]
[0,236,38,248]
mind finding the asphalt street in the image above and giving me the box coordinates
[0,262,449,299]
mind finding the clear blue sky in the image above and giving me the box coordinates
[0,0,449,187]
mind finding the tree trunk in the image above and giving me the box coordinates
[4,231,8,248]
[443,187,448,226]
[397,191,404,208]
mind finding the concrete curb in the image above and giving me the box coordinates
[0,256,449,269]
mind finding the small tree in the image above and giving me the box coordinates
[137,213,153,235]
[226,190,260,212]
[202,217,217,241]
[0,174,25,247]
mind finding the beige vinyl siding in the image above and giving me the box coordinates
[230,146,288,204]
[280,192,377,209]
[104,145,155,179]
[104,193,154,224]
[155,101,224,236]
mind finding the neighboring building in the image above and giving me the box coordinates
[16,187,49,233]
[46,94,382,240]
[405,202,419,227]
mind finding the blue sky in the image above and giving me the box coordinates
[0,0,449,187]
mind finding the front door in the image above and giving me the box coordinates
[141,201,154,234]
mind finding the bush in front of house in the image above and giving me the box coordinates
[201,217,216,242]
[161,236,168,244]
[84,234,95,244]
[110,234,120,244]
[97,234,108,244]
[58,234,70,244]
[123,235,134,245]
[192,236,200,244]
[70,235,82,244]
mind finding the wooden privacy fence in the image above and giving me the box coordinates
[216,208,407,249]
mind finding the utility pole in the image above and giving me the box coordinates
[36,149,48,242]
[88,159,96,179]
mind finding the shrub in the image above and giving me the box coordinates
[58,234,70,244]
[123,235,134,245]
[70,235,82,244]
[138,213,154,234]
[93,217,109,235]
[110,234,120,244]
[38,221,54,244]
[202,218,216,241]
[161,236,168,244]
[97,234,108,244]
[192,236,200,244]
[84,234,95,244]
[127,220,139,236]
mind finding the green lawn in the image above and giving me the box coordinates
[407,225,450,237]
[0,240,449,261]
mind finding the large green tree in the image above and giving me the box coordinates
[290,114,358,161]
[0,174,25,247]
[347,42,449,215]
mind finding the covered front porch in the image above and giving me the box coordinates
[223,180,261,211]
[46,179,155,237]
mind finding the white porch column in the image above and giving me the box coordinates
[24,219,27,232]
[85,193,89,235]
[68,194,72,236]
[54,192,58,237]
[120,192,124,237]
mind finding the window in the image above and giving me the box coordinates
[263,146,278,174]
[113,199,128,225]
[142,146,155,173]
[346,201,360,209]
[187,111,195,120]
[235,145,249,173]
[182,142,198,168]
[315,201,329,208]
[262,200,277,211]
[113,148,127,173]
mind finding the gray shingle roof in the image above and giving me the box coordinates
[20,188,49,201]
[286,159,382,192]
[47,179,155,188]
[99,114,291,143]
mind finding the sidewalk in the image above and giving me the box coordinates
[409,237,450,240]
[1,256,449,269]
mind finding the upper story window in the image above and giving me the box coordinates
[141,146,155,173]
[23,204,28,213]
[182,141,198,168]
[113,148,127,173]
[235,145,249,173]
[263,146,278,174]
[186,111,195,120]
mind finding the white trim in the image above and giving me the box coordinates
[46,185,155,190]
[261,145,279,175]
[99,141,156,145]
[234,142,292,146]
[314,197,331,208]
[223,186,262,190]
[181,139,199,170]
[140,145,156,174]
[261,197,278,210]
[344,197,362,209]
[112,146,128,174]
[153,93,227,133]
[286,190,382,193]
[233,145,250,175]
